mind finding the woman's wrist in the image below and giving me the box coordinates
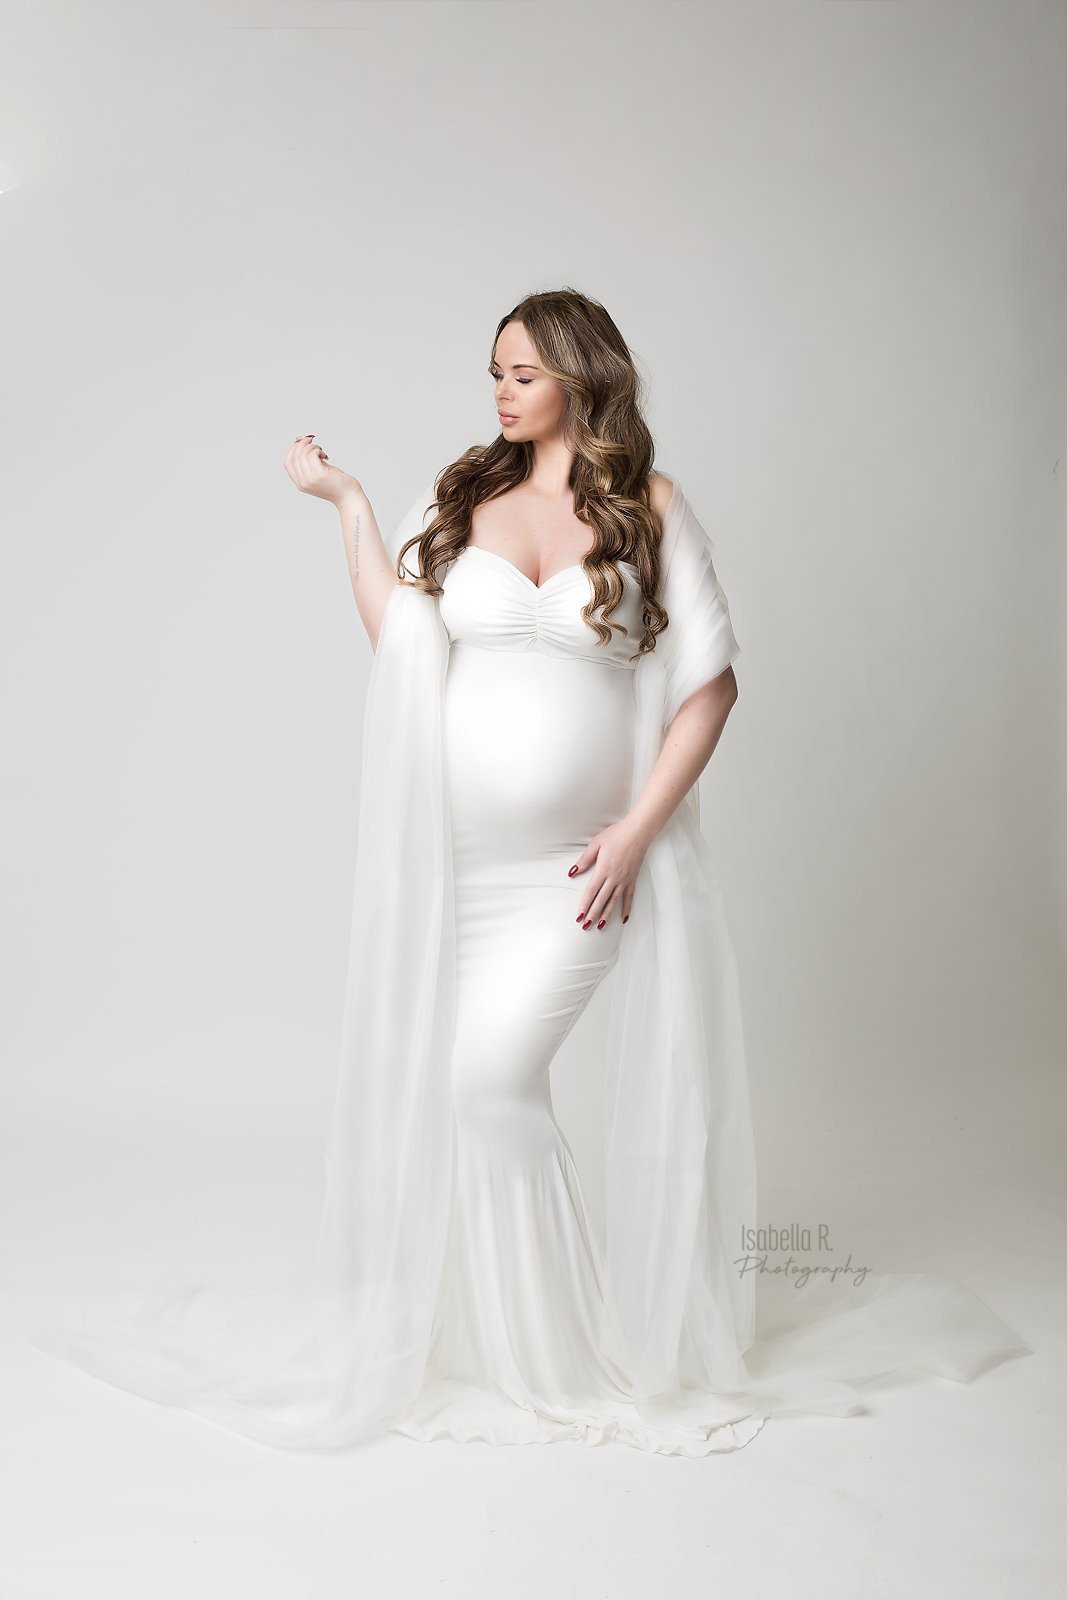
[335,480,368,516]
[624,806,661,850]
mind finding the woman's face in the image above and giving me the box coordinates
[490,321,566,444]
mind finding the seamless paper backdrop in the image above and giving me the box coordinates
[1,0,1063,1329]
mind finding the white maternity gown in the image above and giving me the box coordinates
[29,473,1032,1456]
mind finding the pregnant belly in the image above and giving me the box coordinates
[444,643,637,886]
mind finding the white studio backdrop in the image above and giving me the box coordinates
[1,0,1065,1300]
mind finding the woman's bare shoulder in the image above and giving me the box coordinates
[647,470,676,530]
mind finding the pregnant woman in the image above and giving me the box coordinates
[31,290,1031,1456]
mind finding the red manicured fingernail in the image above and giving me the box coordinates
[567,865,578,877]
[575,913,584,923]
[583,919,592,929]
[597,920,606,929]
[623,915,629,923]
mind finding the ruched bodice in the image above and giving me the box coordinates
[439,542,642,889]
[439,545,645,668]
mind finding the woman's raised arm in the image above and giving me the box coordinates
[283,434,399,652]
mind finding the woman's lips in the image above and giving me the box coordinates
[498,413,518,424]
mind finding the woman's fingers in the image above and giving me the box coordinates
[597,884,623,928]
[285,435,332,493]
[568,835,637,930]
[296,437,319,473]
[574,875,606,928]
[567,838,598,879]
[284,437,311,485]
[577,876,623,929]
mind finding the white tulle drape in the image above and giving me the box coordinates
[27,473,1031,1449]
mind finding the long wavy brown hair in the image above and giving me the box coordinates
[395,289,670,661]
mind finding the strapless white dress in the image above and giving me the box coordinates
[389,544,765,1451]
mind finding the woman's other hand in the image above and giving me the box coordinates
[567,815,653,929]
[284,434,361,507]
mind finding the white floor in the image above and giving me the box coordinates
[6,1136,1061,1600]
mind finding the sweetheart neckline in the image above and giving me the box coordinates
[460,544,640,592]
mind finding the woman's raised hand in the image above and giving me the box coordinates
[284,434,361,507]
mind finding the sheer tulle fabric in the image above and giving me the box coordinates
[28,475,1031,1452]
